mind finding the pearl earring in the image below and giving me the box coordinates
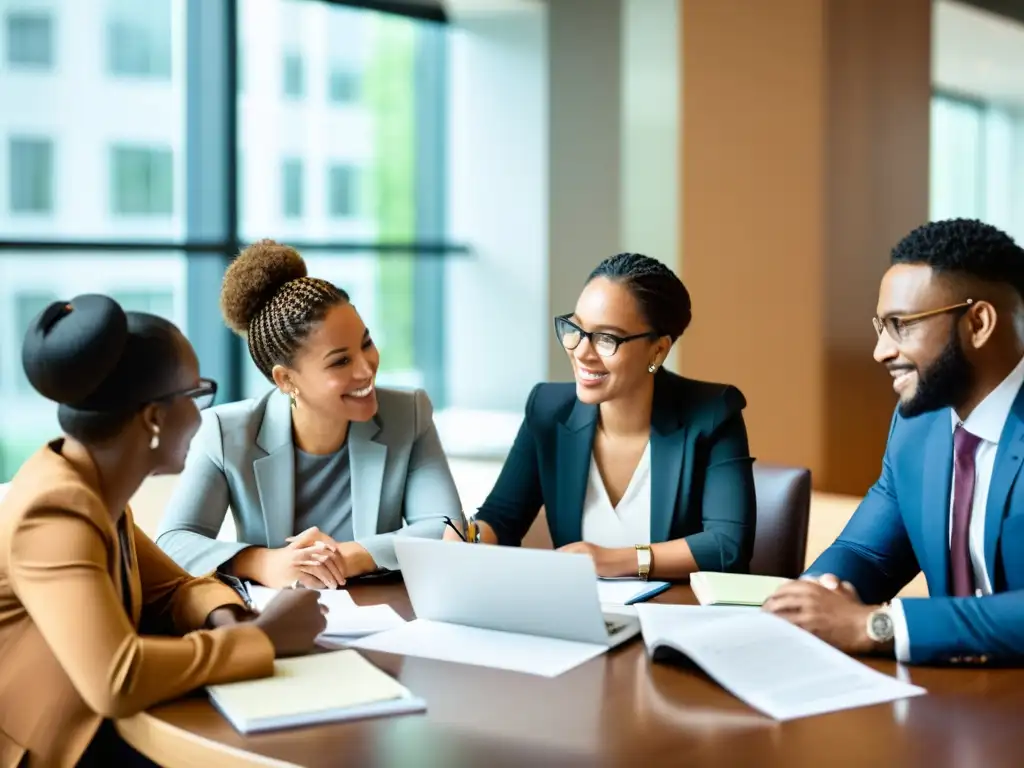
[648,363,659,374]
[149,427,160,451]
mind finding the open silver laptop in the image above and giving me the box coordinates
[393,538,641,648]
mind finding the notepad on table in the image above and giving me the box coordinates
[689,572,790,606]
[207,650,426,733]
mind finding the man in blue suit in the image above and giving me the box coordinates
[765,219,1024,665]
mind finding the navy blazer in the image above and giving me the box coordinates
[474,370,756,572]
[808,389,1024,665]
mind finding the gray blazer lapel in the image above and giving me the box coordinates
[254,391,296,547]
[349,417,386,540]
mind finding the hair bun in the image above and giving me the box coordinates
[22,294,128,406]
[221,239,308,334]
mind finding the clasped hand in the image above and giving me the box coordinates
[269,526,372,589]
[762,573,881,654]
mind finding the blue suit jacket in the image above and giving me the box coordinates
[474,370,756,572]
[808,390,1024,665]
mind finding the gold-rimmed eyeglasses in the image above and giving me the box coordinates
[872,300,974,342]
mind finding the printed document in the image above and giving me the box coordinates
[636,604,925,721]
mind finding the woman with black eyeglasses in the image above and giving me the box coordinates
[0,294,325,766]
[444,253,756,582]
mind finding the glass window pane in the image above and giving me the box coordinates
[238,0,417,243]
[0,251,189,482]
[107,0,172,78]
[9,137,54,214]
[110,145,174,216]
[240,252,423,400]
[282,158,303,218]
[0,0,185,241]
[930,96,984,221]
[5,11,53,68]
[283,51,304,97]
[328,164,360,218]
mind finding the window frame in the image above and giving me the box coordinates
[0,0,465,409]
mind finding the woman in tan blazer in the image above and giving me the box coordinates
[0,295,326,767]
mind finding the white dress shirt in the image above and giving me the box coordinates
[889,353,1024,662]
[581,442,652,547]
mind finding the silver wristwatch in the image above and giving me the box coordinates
[865,606,895,643]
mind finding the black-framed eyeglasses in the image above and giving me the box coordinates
[872,300,974,343]
[554,315,657,358]
[444,516,467,541]
[154,377,218,411]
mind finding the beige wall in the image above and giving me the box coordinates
[678,0,931,496]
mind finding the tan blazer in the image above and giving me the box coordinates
[0,442,275,767]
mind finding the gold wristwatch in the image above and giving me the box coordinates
[635,544,652,581]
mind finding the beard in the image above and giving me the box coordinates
[898,327,974,418]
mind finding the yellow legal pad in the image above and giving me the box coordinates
[690,572,791,607]
[206,649,426,734]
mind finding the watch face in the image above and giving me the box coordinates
[869,611,894,640]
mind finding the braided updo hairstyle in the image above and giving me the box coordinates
[221,239,349,380]
[587,253,692,341]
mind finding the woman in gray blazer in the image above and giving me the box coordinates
[156,240,462,588]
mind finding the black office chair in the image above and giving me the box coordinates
[749,462,812,579]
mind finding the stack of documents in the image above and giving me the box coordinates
[207,650,425,733]
[689,572,790,606]
[247,584,406,638]
[636,604,926,720]
[596,578,670,605]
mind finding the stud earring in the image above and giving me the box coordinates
[648,363,659,374]
[149,427,160,451]
[289,390,299,408]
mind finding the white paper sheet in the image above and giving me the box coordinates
[246,584,404,638]
[596,578,670,605]
[636,604,926,721]
[348,619,608,677]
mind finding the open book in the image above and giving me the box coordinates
[636,605,925,721]
[207,650,426,734]
[689,572,790,606]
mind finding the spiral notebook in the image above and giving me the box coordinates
[207,650,426,734]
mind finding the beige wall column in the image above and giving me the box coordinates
[679,0,931,494]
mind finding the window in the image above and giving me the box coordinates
[107,0,172,78]
[5,11,53,68]
[13,291,58,394]
[327,164,360,218]
[110,145,174,216]
[0,0,454,483]
[9,137,54,214]
[282,52,304,97]
[930,94,1024,243]
[282,158,304,218]
[328,68,360,103]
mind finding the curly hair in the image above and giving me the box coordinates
[891,219,1024,298]
[221,239,349,379]
[587,252,692,341]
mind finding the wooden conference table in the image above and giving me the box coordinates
[118,582,1024,768]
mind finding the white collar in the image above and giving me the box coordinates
[950,353,1024,443]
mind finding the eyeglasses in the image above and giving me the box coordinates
[554,315,657,358]
[444,514,481,543]
[872,300,974,343]
[154,377,218,410]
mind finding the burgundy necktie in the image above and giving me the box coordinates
[951,425,982,597]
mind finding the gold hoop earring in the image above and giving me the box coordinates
[149,427,161,451]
